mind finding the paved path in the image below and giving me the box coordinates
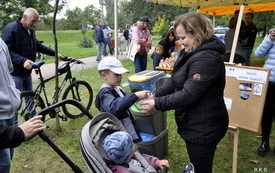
[31,48,154,81]
[31,54,128,81]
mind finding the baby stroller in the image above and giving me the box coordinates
[80,112,169,173]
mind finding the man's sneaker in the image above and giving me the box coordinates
[183,163,195,173]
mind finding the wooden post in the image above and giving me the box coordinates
[227,125,239,173]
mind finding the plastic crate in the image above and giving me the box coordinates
[136,128,168,159]
[130,104,166,136]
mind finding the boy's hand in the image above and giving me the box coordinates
[159,159,170,169]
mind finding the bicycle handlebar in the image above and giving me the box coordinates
[30,57,84,69]
[60,56,84,64]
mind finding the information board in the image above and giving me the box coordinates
[224,64,270,132]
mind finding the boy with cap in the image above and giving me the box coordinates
[102,131,170,173]
[95,57,150,143]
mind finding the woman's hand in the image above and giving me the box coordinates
[138,99,156,114]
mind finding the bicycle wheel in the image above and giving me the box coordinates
[62,80,93,119]
[18,91,46,123]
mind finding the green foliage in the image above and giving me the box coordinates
[254,11,275,37]
[126,0,190,30]
[0,0,67,30]
[61,5,101,30]
[152,15,170,36]
[78,37,93,48]
[34,30,96,60]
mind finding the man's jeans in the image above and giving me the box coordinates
[0,116,16,173]
[134,54,147,73]
[103,38,113,55]
[12,75,33,126]
[243,48,253,66]
[96,43,103,61]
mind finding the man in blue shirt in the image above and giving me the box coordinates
[95,20,105,61]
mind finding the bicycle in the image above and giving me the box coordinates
[18,56,93,122]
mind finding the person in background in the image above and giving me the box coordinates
[123,24,130,53]
[234,10,245,28]
[0,115,46,150]
[139,12,229,173]
[102,131,171,173]
[254,28,275,156]
[158,30,176,58]
[118,28,125,55]
[95,57,150,143]
[1,8,61,126]
[242,13,257,66]
[132,16,152,73]
[94,19,105,61]
[151,44,164,70]
[224,16,247,63]
[102,21,113,56]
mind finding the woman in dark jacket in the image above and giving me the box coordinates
[158,30,176,58]
[139,12,229,173]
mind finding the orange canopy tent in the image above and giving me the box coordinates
[199,2,275,16]
[144,0,275,9]
[144,0,274,64]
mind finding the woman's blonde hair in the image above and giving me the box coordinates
[174,12,214,52]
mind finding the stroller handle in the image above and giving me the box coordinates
[34,99,93,119]
[160,166,169,173]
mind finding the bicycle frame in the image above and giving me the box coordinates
[19,57,93,121]
[33,61,77,109]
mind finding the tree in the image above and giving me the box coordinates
[61,5,101,30]
[0,0,66,30]
[126,0,190,30]
[152,15,170,36]
[254,11,275,37]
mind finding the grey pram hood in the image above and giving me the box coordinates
[80,112,157,173]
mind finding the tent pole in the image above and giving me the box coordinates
[229,5,244,64]
[114,0,118,58]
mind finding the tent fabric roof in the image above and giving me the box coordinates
[199,2,275,16]
[144,0,275,9]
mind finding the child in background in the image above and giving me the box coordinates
[95,57,150,143]
[118,28,125,55]
[102,131,170,173]
[151,44,164,70]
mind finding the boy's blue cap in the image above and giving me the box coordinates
[102,131,133,164]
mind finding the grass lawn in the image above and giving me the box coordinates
[10,31,275,172]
